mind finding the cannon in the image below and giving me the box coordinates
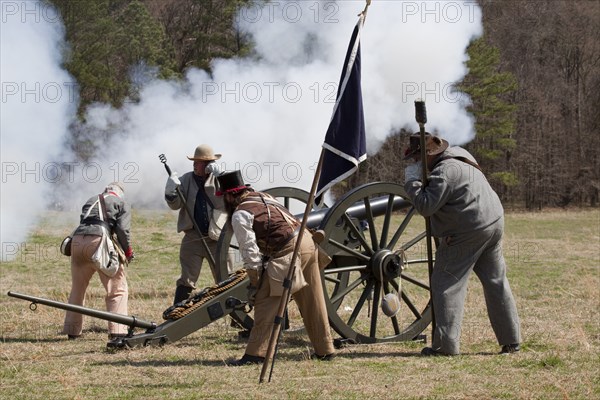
[8,182,433,348]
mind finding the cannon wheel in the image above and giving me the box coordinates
[319,182,433,343]
[215,187,314,331]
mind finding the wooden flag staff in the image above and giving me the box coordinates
[259,1,371,383]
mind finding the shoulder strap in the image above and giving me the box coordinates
[435,156,483,173]
[258,194,272,257]
[242,195,299,228]
[98,194,112,232]
[82,198,100,220]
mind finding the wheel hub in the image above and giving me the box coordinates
[369,249,403,282]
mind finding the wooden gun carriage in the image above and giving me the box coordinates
[8,182,432,349]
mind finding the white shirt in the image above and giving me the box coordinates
[231,209,262,271]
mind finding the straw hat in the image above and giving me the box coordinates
[187,144,222,161]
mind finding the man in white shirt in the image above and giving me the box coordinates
[217,170,335,365]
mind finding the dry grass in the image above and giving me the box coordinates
[1,208,599,399]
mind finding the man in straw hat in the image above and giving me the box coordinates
[165,144,230,304]
[216,170,335,366]
[403,133,521,356]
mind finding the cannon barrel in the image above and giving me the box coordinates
[302,194,411,229]
[7,291,156,330]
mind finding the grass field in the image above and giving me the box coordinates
[1,208,598,399]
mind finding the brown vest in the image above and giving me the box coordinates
[236,192,300,254]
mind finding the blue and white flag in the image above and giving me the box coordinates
[315,16,367,207]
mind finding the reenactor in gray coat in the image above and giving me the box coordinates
[403,133,521,356]
[164,144,228,304]
[62,182,134,340]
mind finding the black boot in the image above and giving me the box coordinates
[173,285,193,305]
[227,353,265,366]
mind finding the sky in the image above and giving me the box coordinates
[0,0,482,259]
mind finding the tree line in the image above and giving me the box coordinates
[50,0,599,209]
[50,0,251,112]
[346,0,599,209]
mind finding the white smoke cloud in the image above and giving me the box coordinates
[1,0,78,260]
[0,0,482,259]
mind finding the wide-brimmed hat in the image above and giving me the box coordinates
[187,144,222,161]
[216,170,250,196]
[403,133,449,160]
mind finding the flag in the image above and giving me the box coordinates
[315,16,367,207]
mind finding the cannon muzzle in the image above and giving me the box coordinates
[7,291,156,331]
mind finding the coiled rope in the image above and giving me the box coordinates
[162,269,248,320]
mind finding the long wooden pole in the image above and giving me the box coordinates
[259,1,371,383]
[159,154,216,270]
[259,150,325,382]
[258,150,325,383]
[414,101,436,340]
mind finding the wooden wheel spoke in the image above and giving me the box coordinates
[327,238,371,262]
[341,213,373,255]
[401,290,423,319]
[390,313,401,334]
[324,265,368,276]
[388,207,417,249]
[379,194,395,249]
[347,280,373,328]
[362,197,379,251]
[400,232,427,251]
[324,274,342,285]
[369,282,381,337]
[406,258,430,266]
[401,272,430,290]
[329,275,366,305]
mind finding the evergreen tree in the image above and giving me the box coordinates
[50,0,248,114]
[51,0,176,113]
[116,0,177,101]
[51,0,124,111]
[458,36,519,196]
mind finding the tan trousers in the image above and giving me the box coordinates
[62,234,129,336]
[245,233,335,357]
[178,229,236,287]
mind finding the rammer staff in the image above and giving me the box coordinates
[414,100,436,338]
[159,154,216,270]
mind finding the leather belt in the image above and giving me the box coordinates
[266,227,301,256]
[81,217,111,232]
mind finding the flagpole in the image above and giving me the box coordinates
[259,1,371,384]
[259,149,325,384]
[361,0,372,19]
